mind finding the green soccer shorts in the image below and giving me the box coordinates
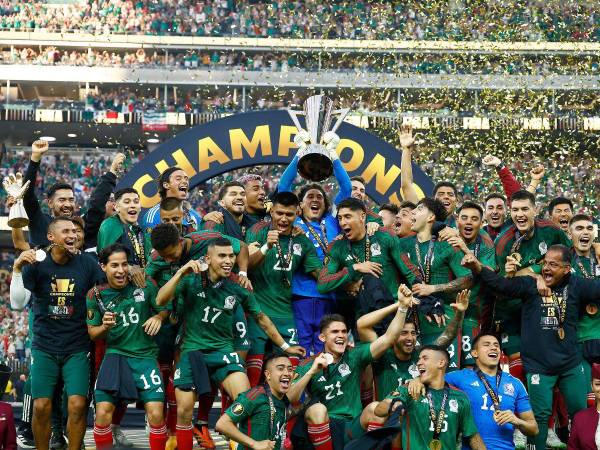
[233,305,251,352]
[95,356,165,404]
[247,316,298,356]
[31,349,90,399]
[174,349,245,389]
[343,415,366,443]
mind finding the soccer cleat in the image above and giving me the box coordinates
[193,423,216,449]
[165,435,178,450]
[50,431,67,450]
[113,425,134,448]
[546,428,566,449]
[513,428,527,450]
[17,426,36,449]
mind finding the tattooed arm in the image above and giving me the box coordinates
[434,290,469,348]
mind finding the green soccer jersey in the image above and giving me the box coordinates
[226,386,287,450]
[465,234,497,323]
[86,279,164,358]
[494,220,570,320]
[372,349,419,400]
[388,386,478,450]
[294,343,373,420]
[245,222,322,318]
[97,215,151,266]
[175,274,261,353]
[572,253,600,342]
[318,230,418,299]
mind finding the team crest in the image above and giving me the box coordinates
[539,242,548,255]
[87,310,94,320]
[408,364,420,378]
[531,374,540,385]
[449,399,458,413]
[293,243,302,256]
[231,403,245,416]
[133,289,145,303]
[503,383,515,396]
[370,243,382,256]
[224,296,237,310]
[501,333,509,344]
[338,363,351,377]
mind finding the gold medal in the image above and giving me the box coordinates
[586,304,598,315]
[557,327,565,340]
[429,439,442,450]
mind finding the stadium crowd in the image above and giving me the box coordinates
[0,0,598,41]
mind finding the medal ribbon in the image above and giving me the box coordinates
[126,225,146,268]
[263,384,287,440]
[415,239,435,283]
[348,233,371,264]
[426,386,449,442]
[575,251,597,279]
[551,285,569,329]
[476,369,502,410]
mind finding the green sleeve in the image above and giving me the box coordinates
[292,359,313,384]
[143,233,152,263]
[97,216,124,253]
[317,243,360,293]
[174,275,192,304]
[385,386,411,404]
[478,245,497,270]
[459,394,479,438]
[245,226,264,245]
[225,391,257,424]
[146,278,167,312]
[242,290,262,318]
[356,342,374,367]
[86,291,102,326]
[448,246,471,278]
[200,220,225,234]
[301,237,323,274]
[223,234,242,255]
[389,235,418,285]
[366,211,383,225]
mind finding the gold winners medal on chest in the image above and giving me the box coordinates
[429,439,442,450]
[557,327,565,340]
[586,304,598,315]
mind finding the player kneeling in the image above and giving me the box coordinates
[287,285,417,449]
[87,244,169,450]
[216,353,292,449]
[155,237,304,450]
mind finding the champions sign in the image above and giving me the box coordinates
[117,110,434,208]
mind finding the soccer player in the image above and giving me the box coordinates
[288,285,416,449]
[357,289,469,401]
[87,244,168,450]
[483,193,510,241]
[494,190,570,384]
[350,176,366,201]
[548,197,574,233]
[245,192,321,385]
[463,245,600,450]
[394,200,416,238]
[441,333,538,449]
[158,197,184,232]
[11,217,104,450]
[374,345,486,450]
[141,167,201,234]
[317,197,417,305]
[216,353,293,450]
[155,237,303,450]
[569,214,600,405]
[378,204,399,228]
[237,174,269,225]
[201,182,254,239]
[433,182,459,227]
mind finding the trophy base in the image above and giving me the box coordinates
[297,146,334,182]
[7,217,28,228]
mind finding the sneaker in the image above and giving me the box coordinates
[513,428,527,450]
[50,432,67,450]
[546,428,567,449]
[113,425,134,448]
[17,426,35,449]
[165,435,178,450]
[193,423,216,449]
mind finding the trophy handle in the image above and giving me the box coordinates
[287,109,306,132]
[329,108,351,134]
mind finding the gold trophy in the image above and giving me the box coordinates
[287,95,349,182]
[3,173,31,228]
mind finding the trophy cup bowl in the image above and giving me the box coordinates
[7,200,28,228]
[297,143,334,182]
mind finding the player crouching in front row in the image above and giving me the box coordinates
[87,244,169,450]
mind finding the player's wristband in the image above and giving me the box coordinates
[238,271,248,277]
[280,342,290,351]
[398,306,408,313]
[260,244,269,255]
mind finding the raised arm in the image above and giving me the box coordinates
[399,125,419,204]
[526,165,545,195]
[434,289,469,348]
[22,141,48,218]
[482,155,523,199]
[332,157,352,204]
[155,260,201,306]
[357,302,400,343]
[278,154,299,193]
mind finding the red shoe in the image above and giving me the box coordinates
[193,424,216,449]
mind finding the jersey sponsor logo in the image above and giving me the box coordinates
[197,291,206,298]
[501,333,509,344]
[470,381,480,387]
[449,361,458,368]
[133,288,145,303]
[317,376,326,382]
[503,383,515,396]
[370,243,381,256]
[408,364,420,378]
[231,402,245,416]
[157,387,163,393]
[345,255,354,262]
[449,399,459,413]
[338,363,351,377]
[530,374,540,385]
[224,296,237,310]
[293,243,302,256]
[173,368,181,380]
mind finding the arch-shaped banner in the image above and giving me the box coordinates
[117,110,434,208]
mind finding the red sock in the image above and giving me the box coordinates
[361,387,374,408]
[307,421,333,450]
[175,424,193,450]
[93,423,113,450]
[111,403,127,425]
[367,421,383,432]
[149,422,168,450]
[508,356,526,384]
[246,354,264,387]
[195,387,215,424]
[165,377,177,434]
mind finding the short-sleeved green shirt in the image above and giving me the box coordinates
[572,253,600,342]
[225,386,287,450]
[293,343,373,420]
[175,274,261,354]
[86,279,164,358]
[97,215,151,266]
[372,349,419,400]
[245,222,322,319]
[388,386,478,450]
